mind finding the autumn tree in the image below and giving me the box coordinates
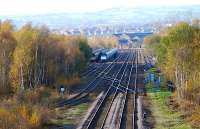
[9,24,40,91]
[145,22,200,105]
[88,36,118,48]
[0,20,16,95]
[0,22,92,93]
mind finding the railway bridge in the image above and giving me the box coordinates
[113,32,153,47]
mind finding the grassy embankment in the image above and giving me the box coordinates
[145,68,192,129]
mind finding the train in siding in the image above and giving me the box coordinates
[100,48,118,62]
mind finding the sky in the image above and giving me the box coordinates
[0,0,200,16]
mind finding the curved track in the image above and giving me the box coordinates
[54,49,146,129]
[76,49,142,129]
[77,50,131,129]
[58,52,125,107]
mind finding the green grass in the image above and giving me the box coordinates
[149,92,191,129]
[146,68,192,129]
[145,68,192,129]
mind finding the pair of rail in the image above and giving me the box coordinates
[58,52,124,106]
[78,49,138,129]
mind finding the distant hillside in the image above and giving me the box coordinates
[1,5,200,29]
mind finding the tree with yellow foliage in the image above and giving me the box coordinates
[0,20,16,95]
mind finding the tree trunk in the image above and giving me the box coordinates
[20,64,24,90]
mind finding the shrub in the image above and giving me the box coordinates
[29,110,41,128]
[57,75,81,91]
[0,87,55,129]
[188,107,200,128]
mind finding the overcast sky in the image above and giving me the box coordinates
[0,0,200,16]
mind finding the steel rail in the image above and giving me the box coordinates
[117,49,136,129]
[99,49,133,129]
[78,50,131,129]
[58,52,124,106]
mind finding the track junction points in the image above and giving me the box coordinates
[57,48,146,129]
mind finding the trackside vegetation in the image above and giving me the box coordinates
[145,69,192,129]
[0,20,92,128]
[144,21,200,128]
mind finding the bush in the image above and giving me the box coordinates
[188,107,200,128]
[0,104,38,129]
[0,86,57,129]
[0,101,53,129]
[57,75,81,90]
[0,108,22,129]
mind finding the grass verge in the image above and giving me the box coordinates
[145,70,192,129]
[50,103,90,127]
[148,91,191,129]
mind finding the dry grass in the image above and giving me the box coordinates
[188,107,200,128]
[0,86,57,129]
[177,99,200,129]
[0,76,84,129]
[0,104,43,129]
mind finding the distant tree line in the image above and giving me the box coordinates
[88,36,118,48]
[0,21,92,95]
[144,22,200,126]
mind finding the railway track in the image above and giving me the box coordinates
[80,62,106,77]
[117,49,137,129]
[77,49,140,129]
[54,49,146,129]
[81,49,124,78]
[57,52,126,107]
[77,50,131,129]
[99,49,137,129]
